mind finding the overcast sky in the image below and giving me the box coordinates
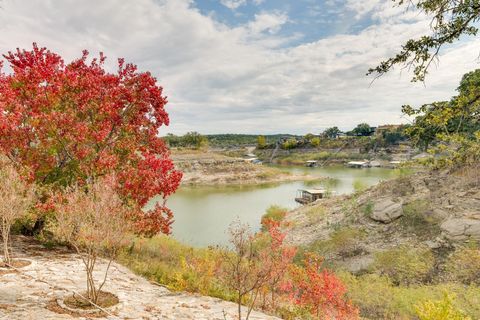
[0,0,479,134]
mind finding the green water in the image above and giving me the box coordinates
[147,166,402,247]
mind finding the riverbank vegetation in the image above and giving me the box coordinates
[119,218,359,320]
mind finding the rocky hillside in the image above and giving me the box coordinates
[284,164,480,274]
[0,236,280,320]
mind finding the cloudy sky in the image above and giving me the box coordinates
[0,0,479,134]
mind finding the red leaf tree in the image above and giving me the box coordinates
[0,44,182,235]
[291,253,359,320]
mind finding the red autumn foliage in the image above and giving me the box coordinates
[259,219,297,310]
[0,44,182,235]
[290,253,359,320]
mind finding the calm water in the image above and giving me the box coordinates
[147,166,400,247]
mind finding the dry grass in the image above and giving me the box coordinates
[46,299,108,318]
[0,259,31,268]
[63,291,119,310]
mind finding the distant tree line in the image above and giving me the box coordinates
[256,124,409,150]
[164,132,209,149]
[165,125,410,151]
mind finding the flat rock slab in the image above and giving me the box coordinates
[370,198,403,223]
[0,237,280,320]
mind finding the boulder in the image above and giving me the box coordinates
[370,198,403,223]
[441,218,480,240]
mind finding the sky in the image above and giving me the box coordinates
[0,0,479,134]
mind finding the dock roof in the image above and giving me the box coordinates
[347,161,368,165]
[300,189,327,194]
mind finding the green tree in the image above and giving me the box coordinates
[403,69,480,164]
[304,133,315,141]
[257,135,267,149]
[310,137,321,147]
[323,126,341,139]
[352,123,373,136]
[282,138,298,150]
[369,1,480,82]
[183,132,209,149]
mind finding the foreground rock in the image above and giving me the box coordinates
[0,236,279,320]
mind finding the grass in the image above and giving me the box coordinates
[362,200,374,217]
[445,245,480,285]
[307,227,367,259]
[400,199,442,239]
[371,246,435,285]
[339,272,480,320]
[118,235,235,301]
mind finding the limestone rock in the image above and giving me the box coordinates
[441,218,480,240]
[1,236,280,320]
[370,198,403,223]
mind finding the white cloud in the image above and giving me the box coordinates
[220,0,246,10]
[345,0,382,19]
[247,12,288,35]
[0,0,478,134]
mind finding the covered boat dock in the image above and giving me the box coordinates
[295,189,327,204]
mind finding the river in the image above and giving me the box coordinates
[146,166,401,247]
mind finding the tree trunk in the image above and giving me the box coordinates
[2,221,11,266]
[238,291,242,320]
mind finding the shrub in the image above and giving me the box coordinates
[445,246,480,285]
[415,293,472,320]
[310,137,321,147]
[51,178,133,304]
[261,206,288,230]
[119,235,229,299]
[0,160,35,265]
[290,253,359,319]
[340,272,480,320]
[282,139,298,150]
[372,246,434,285]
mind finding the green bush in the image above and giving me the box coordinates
[372,246,434,285]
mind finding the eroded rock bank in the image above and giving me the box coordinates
[0,236,280,320]
[172,150,317,186]
[284,164,480,273]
